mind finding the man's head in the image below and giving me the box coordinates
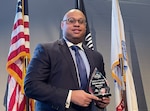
[61,9,86,44]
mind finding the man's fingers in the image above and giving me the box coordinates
[88,94,100,101]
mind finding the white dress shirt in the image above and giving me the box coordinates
[64,38,90,108]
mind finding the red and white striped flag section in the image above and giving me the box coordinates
[111,0,138,111]
[5,0,34,111]
[75,0,94,50]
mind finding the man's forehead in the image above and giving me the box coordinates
[63,10,85,19]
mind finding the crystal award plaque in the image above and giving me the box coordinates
[89,68,111,98]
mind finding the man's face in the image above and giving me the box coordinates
[61,10,86,44]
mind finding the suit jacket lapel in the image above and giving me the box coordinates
[58,39,79,88]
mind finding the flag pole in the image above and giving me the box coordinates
[22,0,32,110]
[117,0,128,109]
[120,58,128,111]
[24,57,30,111]
[75,0,79,9]
[77,0,80,8]
[22,1,29,111]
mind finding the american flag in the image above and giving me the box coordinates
[75,0,94,50]
[111,0,138,110]
[4,0,34,111]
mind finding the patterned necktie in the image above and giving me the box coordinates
[71,45,88,90]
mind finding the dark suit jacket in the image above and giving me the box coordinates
[24,39,105,111]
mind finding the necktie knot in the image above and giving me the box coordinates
[71,45,79,52]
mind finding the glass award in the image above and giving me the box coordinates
[89,68,111,98]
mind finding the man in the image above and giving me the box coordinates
[24,9,110,111]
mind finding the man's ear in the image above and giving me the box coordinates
[61,21,64,30]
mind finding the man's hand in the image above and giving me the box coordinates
[95,97,110,109]
[71,90,99,107]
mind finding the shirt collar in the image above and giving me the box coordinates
[63,38,84,50]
